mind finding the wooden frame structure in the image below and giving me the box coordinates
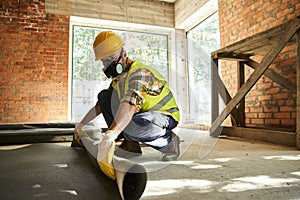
[210,18,300,149]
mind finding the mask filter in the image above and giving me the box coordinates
[103,61,123,78]
[103,49,123,78]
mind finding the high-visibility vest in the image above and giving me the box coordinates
[112,61,180,122]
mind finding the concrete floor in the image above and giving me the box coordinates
[0,142,121,200]
[140,128,300,200]
[0,127,299,200]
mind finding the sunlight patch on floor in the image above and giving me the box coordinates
[219,175,300,192]
[291,171,300,176]
[191,164,222,169]
[143,179,217,197]
[210,157,239,162]
[263,155,300,161]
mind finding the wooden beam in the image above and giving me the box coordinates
[222,126,296,147]
[211,19,300,57]
[210,19,300,134]
[237,61,245,126]
[211,58,219,123]
[245,59,296,93]
[212,52,251,61]
[45,0,174,28]
[297,29,300,150]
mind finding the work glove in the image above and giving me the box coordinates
[72,123,85,147]
[97,130,119,180]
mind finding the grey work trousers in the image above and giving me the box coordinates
[97,89,178,150]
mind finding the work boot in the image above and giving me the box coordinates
[161,132,180,161]
[115,140,142,158]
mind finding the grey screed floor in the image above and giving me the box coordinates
[0,128,299,200]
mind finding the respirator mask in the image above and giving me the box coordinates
[102,49,124,78]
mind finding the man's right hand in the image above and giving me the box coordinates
[71,123,85,147]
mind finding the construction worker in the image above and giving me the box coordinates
[72,31,180,161]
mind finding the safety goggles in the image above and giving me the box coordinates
[101,48,123,69]
[101,55,118,69]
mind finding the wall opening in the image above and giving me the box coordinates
[186,11,220,127]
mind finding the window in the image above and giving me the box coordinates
[71,24,169,123]
[187,12,220,126]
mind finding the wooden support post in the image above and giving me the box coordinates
[297,29,300,150]
[211,58,219,124]
[210,20,300,134]
[210,58,226,137]
[237,62,245,126]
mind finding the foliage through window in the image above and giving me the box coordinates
[187,12,220,126]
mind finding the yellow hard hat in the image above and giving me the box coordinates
[93,31,124,61]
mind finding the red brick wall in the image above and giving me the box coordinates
[218,0,300,130]
[0,0,70,123]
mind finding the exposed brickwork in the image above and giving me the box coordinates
[0,0,70,123]
[218,0,300,130]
